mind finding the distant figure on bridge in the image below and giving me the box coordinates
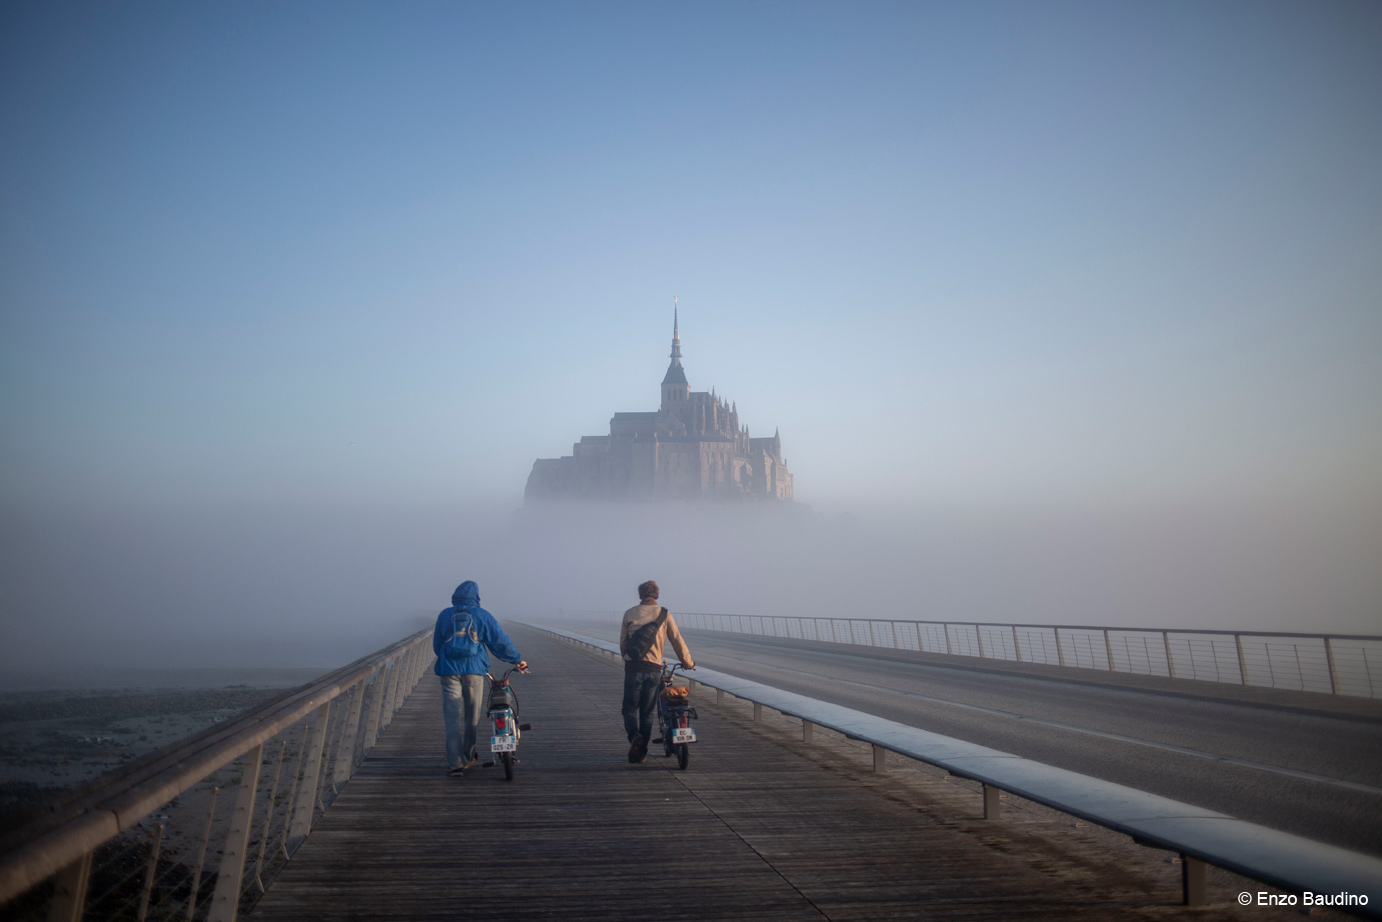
[620,580,694,763]
[433,580,527,776]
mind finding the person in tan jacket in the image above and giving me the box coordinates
[620,580,695,763]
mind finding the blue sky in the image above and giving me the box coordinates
[1,2,1379,669]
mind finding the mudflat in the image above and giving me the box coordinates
[0,685,293,835]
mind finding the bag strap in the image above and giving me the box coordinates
[624,607,670,657]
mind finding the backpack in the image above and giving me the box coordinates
[625,607,669,661]
[443,610,482,660]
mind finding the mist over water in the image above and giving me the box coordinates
[3,496,1377,684]
[503,501,1381,635]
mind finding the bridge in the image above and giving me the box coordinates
[2,620,1379,920]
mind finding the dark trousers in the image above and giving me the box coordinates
[622,669,660,744]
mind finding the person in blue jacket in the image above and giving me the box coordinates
[432,580,527,776]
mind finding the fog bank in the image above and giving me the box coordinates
[2,498,1378,680]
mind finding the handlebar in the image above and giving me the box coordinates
[487,665,530,685]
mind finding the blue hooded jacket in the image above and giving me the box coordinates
[432,581,522,676]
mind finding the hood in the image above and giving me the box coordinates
[451,581,480,609]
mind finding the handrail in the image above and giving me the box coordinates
[561,609,1382,698]
[536,625,1382,915]
[0,628,435,919]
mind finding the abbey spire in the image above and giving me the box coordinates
[660,304,689,408]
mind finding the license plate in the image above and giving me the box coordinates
[490,736,516,752]
[673,728,696,743]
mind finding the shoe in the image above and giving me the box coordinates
[628,741,641,763]
[447,758,478,776]
[636,739,648,763]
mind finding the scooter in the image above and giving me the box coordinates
[653,663,697,770]
[481,667,530,780]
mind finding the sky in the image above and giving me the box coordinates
[2,2,1379,678]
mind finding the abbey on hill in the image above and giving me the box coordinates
[525,312,794,503]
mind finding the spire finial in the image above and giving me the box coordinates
[670,297,682,363]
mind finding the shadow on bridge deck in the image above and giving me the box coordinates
[247,624,1306,921]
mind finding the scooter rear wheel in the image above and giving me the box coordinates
[676,743,689,770]
[501,751,514,780]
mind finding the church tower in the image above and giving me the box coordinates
[660,307,690,409]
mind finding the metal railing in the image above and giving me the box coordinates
[647,611,1380,698]
[538,625,1382,916]
[0,629,434,922]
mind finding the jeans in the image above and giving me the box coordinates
[622,669,661,745]
[441,674,486,768]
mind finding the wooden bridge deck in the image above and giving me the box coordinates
[246,624,1264,921]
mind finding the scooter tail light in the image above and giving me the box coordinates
[495,717,507,729]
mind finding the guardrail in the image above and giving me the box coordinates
[536,624,1382,916]
[572,609,1379,698]
[0,629,434,922]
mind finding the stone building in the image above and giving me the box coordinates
[525,313,794,503]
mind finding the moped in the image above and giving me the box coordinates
[481,666,529,780]
[652,663,697,770]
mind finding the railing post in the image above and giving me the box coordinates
[135,824,163,922]
[362,666,385,752]
[382,656,403,728]
[716,687,724,706]
[396,649,413,710]
[1181,854,1206,906]
[872,744,887,772]
[802,719,814,743]
[943,623,952,656]
[1104,629,1116,672]
[975,625,986,659]
[1012,625,1022,662]
[1324,637,1341,694]
[983,784,1001,819]
[891,621,899,649]
[381,656,399,727]
[370,661,391,743]
[278,727,309,859]
[753,702,762,722]
[333,679,367,788]
[1055,628,1066,667]
[406,641,422,691]
[47,850,93,922]
[398,648,412,699]
[208,744,264,922]
[287,703,330,854]
[186,787,219,921]
[1235,634,1250,686]
[1163,631,1177,678]
[315,700,341,803]
[253,741,286,890]
[411,638,424,683]
[406,643,419,689]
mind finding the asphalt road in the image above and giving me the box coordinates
[679,630,1382,857]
